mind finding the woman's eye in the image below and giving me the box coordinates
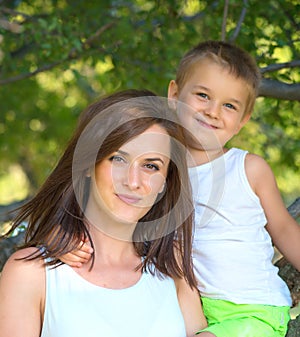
[144,163,159,171]
[109,155,126,164]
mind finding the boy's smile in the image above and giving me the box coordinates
[168,58,251,152]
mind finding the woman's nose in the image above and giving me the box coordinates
[124,163,141,190]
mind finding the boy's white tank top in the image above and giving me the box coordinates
[189,147,292,306]
[41,263,186,337]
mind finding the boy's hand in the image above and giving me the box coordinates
[59,240,93,268]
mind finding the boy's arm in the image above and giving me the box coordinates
[175,277,207,336]
[59,239,93,267]
[245,153,300,271]
[0,248,44,337]
[46,226,93,267]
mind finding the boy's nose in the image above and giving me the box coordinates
[204,102,220,119]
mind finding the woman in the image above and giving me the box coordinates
[0,89,207,337]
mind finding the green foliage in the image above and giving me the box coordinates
[0,0,299,203]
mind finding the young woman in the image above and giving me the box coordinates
[0,89,207,337]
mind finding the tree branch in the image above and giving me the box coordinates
[287,198,300,219]
[261,60,300,73]
[0,61,62,85]
[229,0,248,43]
[221,0,229,41]
[0,22,115,85]
[258,78,300,101]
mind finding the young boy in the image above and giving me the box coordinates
[168,40,300,337]
[62,41,300,337]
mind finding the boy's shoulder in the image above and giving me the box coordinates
[244,152,275,191]
[229,147,268,167]
[226,148,270,176]
[244,152,270,169]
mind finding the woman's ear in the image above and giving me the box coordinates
[158,182,166,194]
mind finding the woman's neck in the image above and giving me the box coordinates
[88,223,137,260]
[75,220,142,289]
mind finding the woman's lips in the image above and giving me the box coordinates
[116,194,141,204]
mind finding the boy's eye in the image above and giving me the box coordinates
[144,163,159,171]
[197,93,208,99]
[224,103,237,110]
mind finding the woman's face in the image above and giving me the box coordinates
[88,124,171,226]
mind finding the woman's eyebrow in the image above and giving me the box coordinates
[145,157,165,165]
[115,149,128,156]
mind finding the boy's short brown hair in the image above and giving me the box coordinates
[175,40,261,116]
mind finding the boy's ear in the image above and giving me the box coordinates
[241,113,251,126]
[235,113,251,134]
[168,80,178,99]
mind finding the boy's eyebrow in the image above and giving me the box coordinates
[193,84,210,91]
[230,99,243,107]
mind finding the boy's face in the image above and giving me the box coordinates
[168,58,251,151]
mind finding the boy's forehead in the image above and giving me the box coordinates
[183,58,243,88]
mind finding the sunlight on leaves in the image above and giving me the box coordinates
[0,165,29,204]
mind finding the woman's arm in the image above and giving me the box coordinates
[175,277,207,336]
[0,247,45,337]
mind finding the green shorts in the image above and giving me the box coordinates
[197,297,290,337]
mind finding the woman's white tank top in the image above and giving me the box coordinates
[41,263,186,337]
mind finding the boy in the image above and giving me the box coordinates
[63,41,300,337]
[168,40,300,337]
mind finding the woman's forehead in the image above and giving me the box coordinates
[119,125,171,158]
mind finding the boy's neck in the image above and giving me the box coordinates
[187,146,228,167]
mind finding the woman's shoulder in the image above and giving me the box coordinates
[6,246,43,262]
[1,247,45,305]
[2,247,45,281]
[0,248,45,336]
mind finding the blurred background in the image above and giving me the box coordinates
[0,0,299,227]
